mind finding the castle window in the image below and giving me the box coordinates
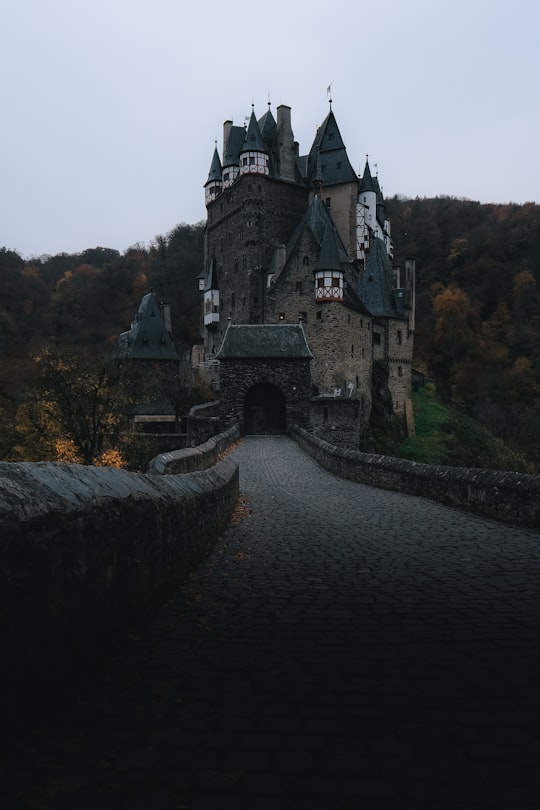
[248,183,252,191]
[242,253,247,267]
[316,310,322,320]
[303,256,309,266]
[223,173,229,182]
[231,293,235,309]
[323,407,328,421]
[234,258,238,272]
[356,376,359,387]
[299,311,307,323]
[326,198,331,209]
[228,233,232,246]
[397,330,402,345]
[250,156,255,165]
[295,281,303,294]
[348,314,351,324]
[398,366,403,377]
[373,333,381,345]
[351,345,354,356]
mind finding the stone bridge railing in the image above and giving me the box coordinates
[291,425,540,529]
[0,426,240,694]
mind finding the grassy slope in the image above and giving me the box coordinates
[397,385,537,473]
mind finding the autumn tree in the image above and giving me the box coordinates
[432,284,479,366]
[15,348,134,465]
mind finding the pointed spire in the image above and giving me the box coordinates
[206,144,222,184]
[359,158,376,193]
[242,109,267,153]
[307,107,356,185]
[316,223,343,272]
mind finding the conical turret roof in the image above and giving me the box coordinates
[241,109,267,154]
[316,223,345,272]
[306,110,357,186]
[359,159,376,193]
[357,238,400,319]
[205,146,222,185]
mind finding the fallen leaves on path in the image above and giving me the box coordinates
[229,493,252,527]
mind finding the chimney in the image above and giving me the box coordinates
[276,105,295,181]
[160,302,173,337]
[223,119,233,162]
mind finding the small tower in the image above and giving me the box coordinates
[314,223,344,302]
[204,145,222,207]
[239,108,269,177]
[357,159,393,261]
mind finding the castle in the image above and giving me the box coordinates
[196,99,415,448]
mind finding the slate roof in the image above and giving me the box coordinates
[285,195,352,267]
[217,323,313,360]
[242,110,267,153]
[303,111,357,187]
[206,147,222,184]
[113,293,179,360]
[357,238,405,319]
[223,125,246,167]
[258,107,277,144]
[205,257,219,292]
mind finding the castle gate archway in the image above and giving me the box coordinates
[244,383,286,435]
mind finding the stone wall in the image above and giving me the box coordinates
[147,423,240,474]
[291,424,540,529]
[0,446,239,692]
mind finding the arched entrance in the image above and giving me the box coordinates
[244,383,286,435]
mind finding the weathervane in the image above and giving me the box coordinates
[326,81,333,109]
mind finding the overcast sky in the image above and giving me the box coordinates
[2,0,539,258]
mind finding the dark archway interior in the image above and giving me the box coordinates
[244,383,286,435]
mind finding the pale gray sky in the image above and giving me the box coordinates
[2,0,539,258]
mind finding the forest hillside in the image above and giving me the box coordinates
[0,197,539,468]
[387,196,539,467]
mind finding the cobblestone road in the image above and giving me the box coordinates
[3,436,540,809]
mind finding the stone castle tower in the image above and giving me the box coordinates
[197,99,415,447]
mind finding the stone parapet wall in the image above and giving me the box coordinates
[291,425,540,529]
[0,451,239,690]
[147,423,240,474]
